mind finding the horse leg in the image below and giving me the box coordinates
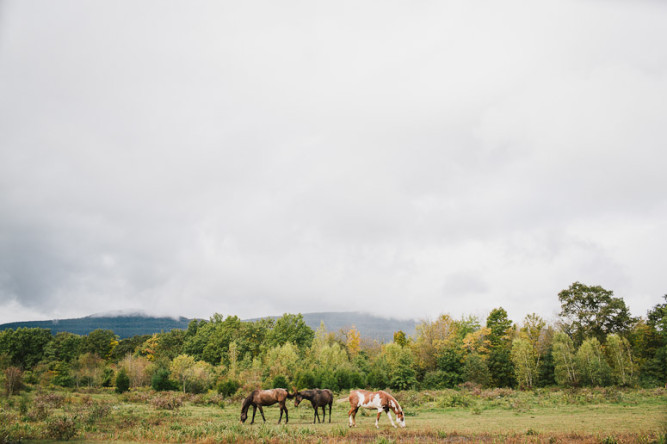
[285,404,289,424]
[328,402,332,423]
[251,406,257,425]
[348,406,358,427]
[375,410,382,428]
[386,409,397,428]
[258,405,266,422]
[320,405,324,424]
[312,401,319,423]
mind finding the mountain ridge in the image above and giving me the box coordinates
[0,311,417,342]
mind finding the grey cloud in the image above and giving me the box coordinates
[1,0,666,324]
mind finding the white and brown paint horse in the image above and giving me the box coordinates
[348,389,406,428]
[240,388,292,424]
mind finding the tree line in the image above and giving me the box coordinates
[1,282,665,397]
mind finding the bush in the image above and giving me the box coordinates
[46,415,78,441]
[115,368,130,394]
[272,375,288,389]
[4,367,23,396]
[150,393,183,410]
[437,390,472,408]
[294,371,316,390]
[151,368,177,391]
[423,370,462,389]
[217,379,240,398]
[101,367,114,387]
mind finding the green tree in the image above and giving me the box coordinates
[462,352,490,387]
[115,367,130,393]
[43,332,83,363]
[74,353,105,387]
[152,367,176,391]
[265,342,300,385]
[383,343,417,390]
[393,330,407,347]
[641,295,667,385]
[266,313,315,350]
[558,282,635,345]
[84,329,118,360]
[170,354,197,393]
[486,308,515,387]
[113,334,150,361]
[605,333,636,386]
[53,361,75,387]
[575,337,611,386]
[0,328,52,369]
[511,338,537,389]
[552,332,578,387]
[154,329,186,361]
[412,314,460,375]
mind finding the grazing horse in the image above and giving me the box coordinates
[240,388,292,424]
[293,389,334,423]
[348,389,405,428]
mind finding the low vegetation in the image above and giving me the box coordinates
[0,386,664,443]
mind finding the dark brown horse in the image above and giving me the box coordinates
[293,389,333,423]
[240,388,292,424]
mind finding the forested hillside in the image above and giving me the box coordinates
[0,315,191,339]
[0,312,416,341]
[0,283,665,397]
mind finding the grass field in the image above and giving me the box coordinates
[1,387,665,443]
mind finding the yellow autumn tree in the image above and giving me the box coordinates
[346,326,361,357]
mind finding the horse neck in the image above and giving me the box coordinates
[241,392,255,413]
[385,393,401,413]
[301,390,316,400]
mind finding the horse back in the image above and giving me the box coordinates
[257,388,287,405]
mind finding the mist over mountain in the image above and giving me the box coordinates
[0,311,417,341]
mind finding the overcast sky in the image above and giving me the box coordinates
[1,0,665,326]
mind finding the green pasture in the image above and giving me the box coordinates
[1,388,665,443]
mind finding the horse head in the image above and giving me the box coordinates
[394,407,406,427]
[240,391,255,423]
[294,391,303,407]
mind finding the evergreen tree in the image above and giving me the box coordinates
[115,368,130,393]
[486,308,515,387]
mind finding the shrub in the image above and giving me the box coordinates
[437,391,472,408]
[272,375,288,389]
[27,399,50,421]
[150,393,183,410]
[423,370,461,389]
[101,367,114,387]
[36,392,66,408]
[151,368,177,391]
[46,415,78,441]
[217,378,240,398]
[84,402,111,425]
[4,367,23,396]
[115,368,130,394]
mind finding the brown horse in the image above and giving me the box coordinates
[294,389,333,423]
[240,388,292,424]
[348,389,405,428]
